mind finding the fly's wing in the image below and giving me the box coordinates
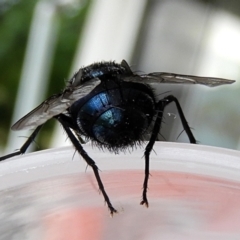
[124,72,235,87]
[11,79,101,131]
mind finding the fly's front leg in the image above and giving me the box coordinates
[57,114,117,215]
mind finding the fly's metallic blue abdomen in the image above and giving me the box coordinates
[69,81,156,151]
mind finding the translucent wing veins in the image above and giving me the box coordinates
[124,72,235,87]
[11,79,101,131]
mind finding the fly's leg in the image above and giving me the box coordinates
[57,114,117,215]
[0,125,42,161]
[141,95,196,207]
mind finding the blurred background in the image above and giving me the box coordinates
[0,0,239,156]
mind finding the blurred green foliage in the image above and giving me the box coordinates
[0,0,91,149]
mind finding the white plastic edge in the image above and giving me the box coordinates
[0,142,240,190]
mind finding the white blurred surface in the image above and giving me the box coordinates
[0,142,240,239]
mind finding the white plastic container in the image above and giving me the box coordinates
[0,142,240,239]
